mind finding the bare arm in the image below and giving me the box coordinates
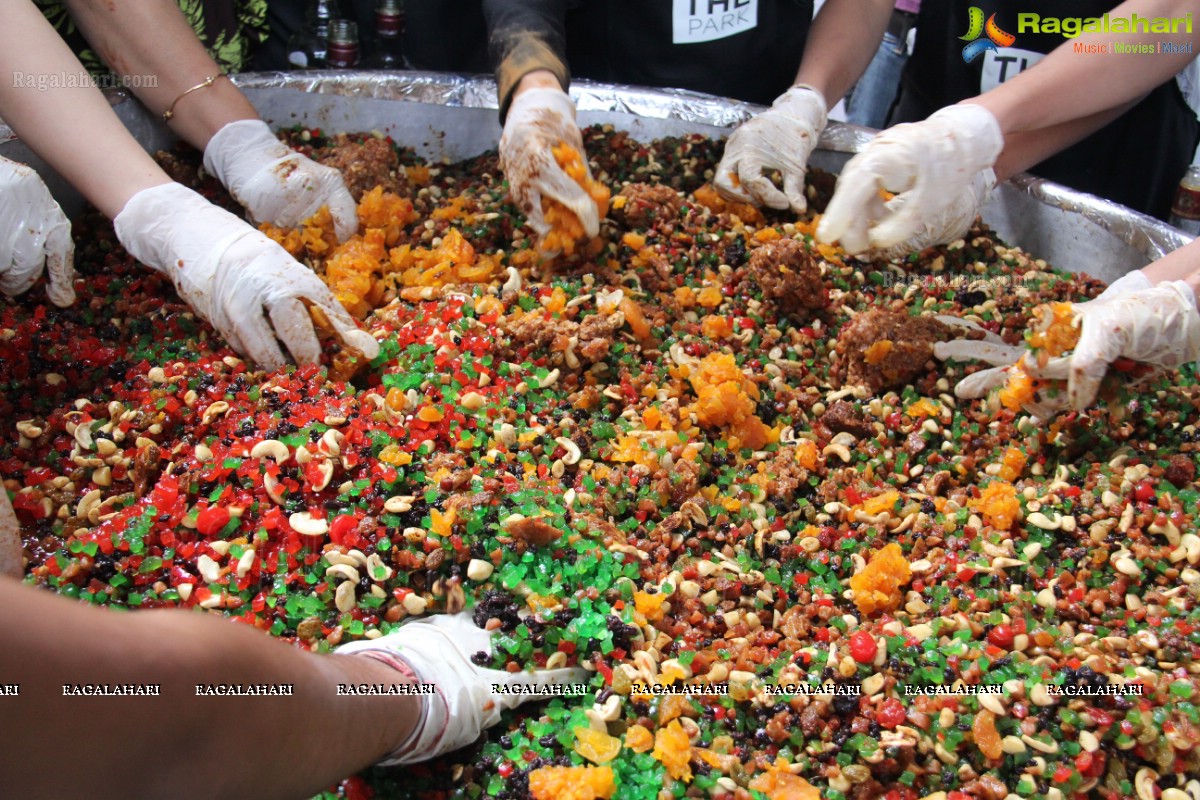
[993,101,1140,181]
[0,0,170,217]
[0,576,418,799]
[794,0,896,106]
[62,0,258,150]
[969,0,1196,135]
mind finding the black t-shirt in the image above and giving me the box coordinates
[563,0,813,105]
[894,0,1199,220]
[485,0,813,109]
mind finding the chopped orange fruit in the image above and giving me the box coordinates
[860,490,900,516]
[357,186,418,246]
[377,445,412,467]
[849,543,912,616]
[574,727,622,764]
[389,227,497,288]
[702,315,733,340]
[622,232,646,249]
[658,693,690,724]
[529,766,615,800]
[429,507,456,537]
[973,709,1003,760]
[687,353,770,449]
[905,398,940,418]
[971,481,1021,531]
[652,719,693,782]
[674,286,697,307]
[406,164,432,186]
[620,297,653,340]
[540,142,610,256]
[754,227,782,243]
[417,405,444,423]
[864,340,894,365]
[625,724,654,753]
[748,759,821,800]
[997,447,1027,482]
[634,590,667,622]
[998,366,1036,412]
[691,184,764,224]
[696,286,724,309]
[795,440,819,470]
[1028,301,1080,360]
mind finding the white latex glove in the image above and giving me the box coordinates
[203,119,358,242]
[714,85,828,214]
[499,87,599,240]
[113,182,379,371]
[0,155,75,306]
[818,104,1003,256]
[935,272,1200,412]
[337,612,589,765]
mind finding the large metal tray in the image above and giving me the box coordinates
[1,71,1191,284]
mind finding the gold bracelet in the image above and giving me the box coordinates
[162,73,225,122]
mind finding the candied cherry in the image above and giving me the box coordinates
[849,630,877,663]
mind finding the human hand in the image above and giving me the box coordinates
[817,104,1003,256]
[714,85,828,214]
[203,120,358,241]
[935,272,1200,413]
[112,182,378,370]
[0,155,76,307]
[337,612,589,765]
[499,87,599,240]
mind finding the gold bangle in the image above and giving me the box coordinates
[162,73,225,122]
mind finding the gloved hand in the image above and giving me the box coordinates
[337,612,589,765]
[499,87,600,241]
[935,272,1200,413]
[714,85,828,214]
[817,104,1003,257]
[203,119,358,242]
[0,155,76,307]
[113,182,379,371]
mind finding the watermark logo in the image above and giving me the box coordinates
[960,7,1017,63]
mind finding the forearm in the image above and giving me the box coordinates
[0,577,418,799]
[971,0,1195,135]
[992,101,1139,181]
[482,0,569,118]
[0,0,170,217]
[794,0,894,106]
[62,0,258,149]
[1143,238,1200,303]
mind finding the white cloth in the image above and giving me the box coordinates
[113,183,378,371]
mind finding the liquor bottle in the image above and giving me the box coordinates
[364,0,405,69]
[1169,164,1200,236]
[287,0,342,69]
[327,20,361,69]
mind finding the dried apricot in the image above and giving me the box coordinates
[652,719,693,781]
[529,765,615,800]
[748,759,820,800]
[971,481,1021,531]
[849,543,912,615]
[972,709,1003,760]
[624,724,654,753]
[574,727,622,764]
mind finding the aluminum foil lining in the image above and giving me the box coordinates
[0,71,1189,274]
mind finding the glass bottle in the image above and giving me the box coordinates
[364,0,405,69]
[287,0,342,69]
[1169,164,1200,236]
[327,20,361,69]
